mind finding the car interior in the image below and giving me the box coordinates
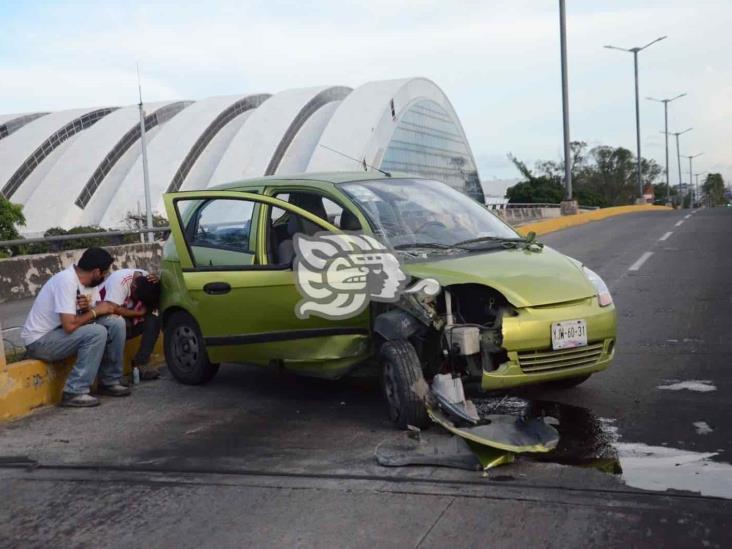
[268,191,362,266]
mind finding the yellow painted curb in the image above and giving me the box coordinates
[0,335,165,422]
[517,204,673,236]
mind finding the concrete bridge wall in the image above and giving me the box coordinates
[0,242,163,303]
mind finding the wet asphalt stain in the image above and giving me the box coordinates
[472,396,622,474]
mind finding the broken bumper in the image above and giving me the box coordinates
[481,298,616,390]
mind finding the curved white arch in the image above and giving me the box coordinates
[275,101,343,175]
[207,86,350,187]
[98,94,268,228]
[307,77,478,175]
[21,102,182,233]
[0,112,48,140]
[0,107,115,203]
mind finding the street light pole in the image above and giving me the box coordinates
[647,93,686,204]
[663,127,692,206]
[605,36,667,201]
[559,0,572,201]
[137,63,154,243]
[694,171,707,207]
[686,153,703,207]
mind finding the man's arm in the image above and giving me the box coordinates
[59,302,116,334]
[108,302,147,318]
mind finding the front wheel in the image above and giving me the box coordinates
[380,340,429,429]
[164,311,220,385]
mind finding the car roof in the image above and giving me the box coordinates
[207,171,419,191]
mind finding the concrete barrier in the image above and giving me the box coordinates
[516,204,672,236]
[0,319,165,422]
[0,242,163,303]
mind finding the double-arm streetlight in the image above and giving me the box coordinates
[605,36,667,200]
[647,93,686,203]
[662,127,693,202]
[685,153,703,206]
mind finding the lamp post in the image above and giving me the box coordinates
[663,127,693,205]
[685,153,703,207]
[137,64,154,242]
[647,93,686,204]
[559,0,572,204]
[605,36,667,200]
[694,171,707,208]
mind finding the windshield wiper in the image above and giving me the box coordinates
[394,242,453,250]
[452,236,527,247]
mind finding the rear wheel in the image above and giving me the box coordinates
[164,311,220,385]
[380,340,429,429]
[546,374,591,389]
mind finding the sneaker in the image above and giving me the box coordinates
[98,383,132,397]
[60,392,101,408]
[139,364,160,381]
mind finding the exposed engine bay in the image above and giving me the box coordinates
[375,283,514,384]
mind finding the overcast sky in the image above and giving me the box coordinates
[1,0,730,187]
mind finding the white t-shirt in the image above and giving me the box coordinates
[21,266,84,345]
[98,268,148,308]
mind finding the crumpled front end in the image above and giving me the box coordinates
[481,296,616,390]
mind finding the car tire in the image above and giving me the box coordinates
[380,340,429,430]
[546,374,591,389]
[164,311,220,385]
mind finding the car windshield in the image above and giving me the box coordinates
[341,178,519,248]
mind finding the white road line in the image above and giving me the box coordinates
[675,220,684,227]
[684,214,692,219]
[629,251,654,272]
[659,231,673,241]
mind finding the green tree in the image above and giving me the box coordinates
[507,144,662,207]
[702,173,726,206]
[0,196,26,257]
[505,154,565,203]
[653,183,678,204]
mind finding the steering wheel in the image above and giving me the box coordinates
[415,220,448,234]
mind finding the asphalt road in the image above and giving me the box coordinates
[2,207,731,548]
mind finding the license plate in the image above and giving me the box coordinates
[551,319,588,350]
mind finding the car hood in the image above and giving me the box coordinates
[402,246,595,308]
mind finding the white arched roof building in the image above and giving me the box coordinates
[0,78,483,235]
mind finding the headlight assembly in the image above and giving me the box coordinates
[583,266,613,307]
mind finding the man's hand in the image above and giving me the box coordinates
[76,294,90,313]
[146,273,160,284]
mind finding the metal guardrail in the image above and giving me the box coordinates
[487,202,600,211]
[0,226,170,248]
[0,202,601,248]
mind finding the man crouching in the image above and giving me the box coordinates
[21,247,130,408]
[97,268,162,380]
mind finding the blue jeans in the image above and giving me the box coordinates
[26,315,126,395]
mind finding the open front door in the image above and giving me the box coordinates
[163,190,370,376]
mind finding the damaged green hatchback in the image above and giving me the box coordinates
[160,173,616,429]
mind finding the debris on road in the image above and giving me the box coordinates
[430,373,479,424]
[375,432,482,471]
[693,421,714,435]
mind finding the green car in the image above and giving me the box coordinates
[160,173,616,428]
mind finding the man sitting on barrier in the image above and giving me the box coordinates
[97,268,162,381]
[21,247,130,408]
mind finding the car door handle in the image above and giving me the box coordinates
[203,282,231,295]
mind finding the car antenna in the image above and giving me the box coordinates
[318,144,391,177]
